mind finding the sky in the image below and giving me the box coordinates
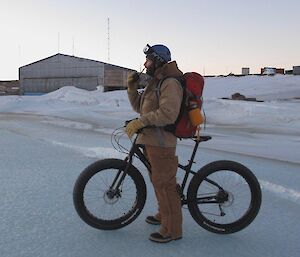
[1,0,300,80]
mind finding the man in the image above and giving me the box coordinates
[125,44,183,243]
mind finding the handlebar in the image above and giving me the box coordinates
[124,119,153,135]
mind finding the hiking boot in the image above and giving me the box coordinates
[145,216,161,225]
[149,232,182,243]
[149,232,172,243]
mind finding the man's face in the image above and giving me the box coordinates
[144,58,155,77]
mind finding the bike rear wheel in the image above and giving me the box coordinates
[73,158,146,230]
[187,160,261,234]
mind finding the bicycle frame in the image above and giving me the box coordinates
[115,134,216,205]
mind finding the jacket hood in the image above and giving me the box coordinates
[154,61,183,80]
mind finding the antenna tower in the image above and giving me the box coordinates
[107,17,110,62]
[58,32,60,53]
[72,36,75,56]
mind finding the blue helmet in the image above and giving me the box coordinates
[143,44,171,63]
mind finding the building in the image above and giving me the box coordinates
[285,70,293,75]
[293,66,300,75]
[242,67,250,75]
[0,80,20,95]
[261,67,285,75]
[19,53,136,94]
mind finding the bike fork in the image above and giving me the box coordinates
[109,145,136,192]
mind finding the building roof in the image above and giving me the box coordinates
[20,53,136,71]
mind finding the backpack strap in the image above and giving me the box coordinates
[153,77,169,146]
[155,76,183,104]
[155,77,168,101]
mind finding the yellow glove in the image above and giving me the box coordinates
[125,119,144,138]
[127,72,140,92]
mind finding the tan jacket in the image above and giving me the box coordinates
[127,61,183,147]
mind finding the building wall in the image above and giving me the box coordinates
[0,80,20,95]
[22,77,99,93]
[19,54,136,94]
[103,65,133,91]
[20,54,105,94]
[261,67,284,75]
[242,68,250,75]
[275,68,285,74]
[293,66,300,75]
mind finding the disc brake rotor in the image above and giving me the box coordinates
[103,189,121,204]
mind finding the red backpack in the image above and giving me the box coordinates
[157,72,205,138]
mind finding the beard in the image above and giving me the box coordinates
[146,65,155,77]
[145,58,165,77]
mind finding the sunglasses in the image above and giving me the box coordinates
[143,44,153,55]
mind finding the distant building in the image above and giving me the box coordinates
[19,53,137,95]
[0,80,20,95]
[261,67,284,75]
[275,68,285,74]
[285,70,293,75]
[293,66,300,75]
[242,67,250,75]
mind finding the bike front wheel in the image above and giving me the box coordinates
[73,158,147,230]
[187,160,261,234]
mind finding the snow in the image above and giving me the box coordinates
[0,74,300,257]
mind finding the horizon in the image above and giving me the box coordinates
[1,50,299,81]
[1,0,300,80]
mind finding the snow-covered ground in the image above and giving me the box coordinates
[1,75,300,257]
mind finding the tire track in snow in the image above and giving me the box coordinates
[259,179,300,204]
[49,140,126,159]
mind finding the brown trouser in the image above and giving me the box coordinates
[145,145,182,239]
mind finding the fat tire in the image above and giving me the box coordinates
[73,158,146,230]
[187,160,261,234]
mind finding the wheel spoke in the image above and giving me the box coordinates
[82,168,137,221]
[188,161,261,233]
[73,160,146,230]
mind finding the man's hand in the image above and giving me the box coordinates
[125,119,144,138]
[127,72,140,92]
